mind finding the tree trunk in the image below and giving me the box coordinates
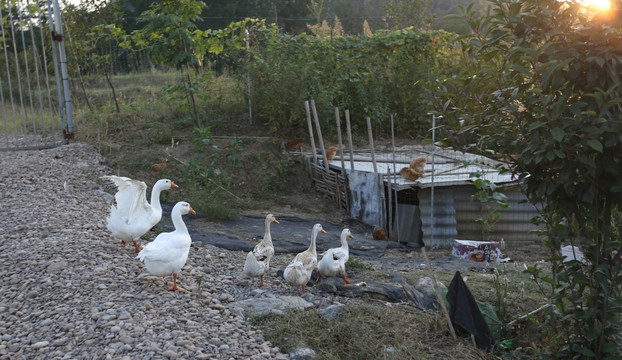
[184,65,200,126]
[104,71,120,113]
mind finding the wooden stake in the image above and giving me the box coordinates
[334,171,341,208]
[335,107,346,209]
[335,107,345,173]
[422,246,457,339]
[366,117,377,173]
[305,100,318,164]
[345,110,354,171]
[311,99,329,171]
[508,304,552,326]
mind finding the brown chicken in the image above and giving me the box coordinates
[372,227,387,240]
[409,157,427,176]
[285,139,304,151]
[325,146,338,162]
[400,166,422,182]
[151,158,168,174]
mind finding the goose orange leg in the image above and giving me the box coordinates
[132,240,141,253]
[301,284,306,294]
[316,270,322,284]
[168,273,185,291]
[259,274,269,287]
[342,273,353,284]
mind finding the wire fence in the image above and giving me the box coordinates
[0,0,72,151]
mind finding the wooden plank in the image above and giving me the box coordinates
[311,99,330,171]
[366,117,377,173]
[345,110,354,170]
[305,101,318,164]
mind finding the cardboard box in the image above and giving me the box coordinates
[452,240,501,262]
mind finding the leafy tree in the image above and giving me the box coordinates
[435,0,622,357]
[87,24,128,112]
[132,0,208,125]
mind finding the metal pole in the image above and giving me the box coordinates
[430,114,435,245]
[245,29,252,125]
[52,0,73,134]
[422,113,456,339]
[17,2,38,140]
[9,5,28,138]
[26,0,47,140]
[46,0,65,134]
[38,0,57,142]
[390,114,400,242]
[0,4,18,145]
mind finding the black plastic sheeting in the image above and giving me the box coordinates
[446,271,495,351]
[156,202,389,258]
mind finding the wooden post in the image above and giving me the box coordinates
[335,107,346,173]
[422,246,457,339]
[334,171,341,208]
[335,107,345,209]
[345,110,354,171]
[366,117,377,173]
[305,101,317,164]
[311,99,329,171]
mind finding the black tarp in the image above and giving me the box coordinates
[445,271,495,351]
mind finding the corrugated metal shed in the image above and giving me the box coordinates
[327,144,519,190]
[301,144,542,248]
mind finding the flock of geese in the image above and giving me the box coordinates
[101,175,355,294]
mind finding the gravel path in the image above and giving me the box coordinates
[0,143,290,360]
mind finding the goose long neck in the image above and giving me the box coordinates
[150,185,163,213]
[171,208,188,233]
[263,220,273,245]
[340,232,349,251]
[308,228,319,254]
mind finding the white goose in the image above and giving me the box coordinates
[283,223,326,294]
[102,176,178,253]
[317,228,354,284]
[243,214,280,287]
[136,201,196,291]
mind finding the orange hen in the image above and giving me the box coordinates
[325,146,338,162]
[285,138,304,151]
[151,158,168,174]
[409,157,427,175]
[400,166,422,182]
[372,227,387,240]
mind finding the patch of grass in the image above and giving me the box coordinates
[249,303,492,360]
[345,258,373,270]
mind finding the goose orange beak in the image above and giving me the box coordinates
[321,229,327,234]
[170,182,179,189]
[189,206,196,215]
[349,234,355,239]
[274,219,280,225]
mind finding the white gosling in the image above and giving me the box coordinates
[283,223,326,294]
[317,228,354,284]
[243,214,280,287]
[102,176,178,253]
[136,201,195,291]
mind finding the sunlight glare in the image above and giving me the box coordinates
[582,0,612,11]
